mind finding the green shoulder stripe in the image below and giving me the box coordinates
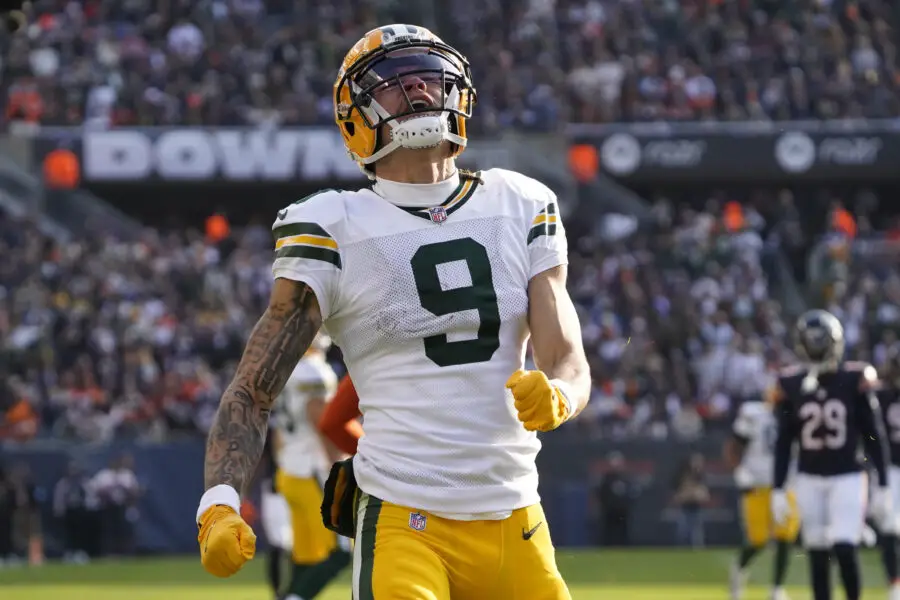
[274,245,341,268]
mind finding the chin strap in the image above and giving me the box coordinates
[355,83,467,167]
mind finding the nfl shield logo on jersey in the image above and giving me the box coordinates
[408,512,427,531]
[427,206,447,223]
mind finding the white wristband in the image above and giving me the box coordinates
[196,484,241,524]
[550,378,575,422]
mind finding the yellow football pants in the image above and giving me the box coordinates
[741,487,800,547]
[275,470,337,564]
[352,493,571,600]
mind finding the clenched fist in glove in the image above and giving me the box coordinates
[197,485,256,578]
[506,369,573,432]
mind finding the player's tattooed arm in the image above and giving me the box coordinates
[204,278,322,495]
[528,265,592,417]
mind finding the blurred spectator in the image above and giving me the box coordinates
[0,464,14,561]
[52,461,93,563]
[592,451,638,546]
[90,454,141,557]
[0,378,39,443]
[671,453,710,548]
[0,463,42,565]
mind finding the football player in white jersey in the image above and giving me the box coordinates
[195,23,591,599]
[259,430,292,596]
[725,392,799,600]
[271,333,350,600]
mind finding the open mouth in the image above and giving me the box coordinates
[410,99,433,110]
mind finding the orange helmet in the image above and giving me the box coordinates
[334,24,477,178]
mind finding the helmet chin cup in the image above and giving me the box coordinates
[389,114,449,149]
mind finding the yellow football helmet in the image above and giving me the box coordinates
[334,24,477,178]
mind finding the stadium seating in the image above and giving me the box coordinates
[2,0,897,128]
[2,191,896,441]
[1,2,898,440]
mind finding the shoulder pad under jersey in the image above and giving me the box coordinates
[273,188,348,233]
[480,168,557,208]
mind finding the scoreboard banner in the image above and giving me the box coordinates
[569,118,900,183]
[29,126,530,185]
[32,127,366,183]
[28,120,900,187]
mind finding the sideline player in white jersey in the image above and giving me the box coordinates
[725,391,799,600]
[259,430,292,596]
[195,23,592,600]
[271,333,350,600]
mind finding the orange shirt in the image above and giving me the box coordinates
[1,399,38,441]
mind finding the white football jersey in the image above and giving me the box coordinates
[732,400,778,489]
[274,353,338,479]
[271,168,568,515]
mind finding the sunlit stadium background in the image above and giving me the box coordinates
[1,0,900,598]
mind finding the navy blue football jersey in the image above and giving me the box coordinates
[774,361,882,481]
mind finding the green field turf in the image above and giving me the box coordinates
[0,548,891,599]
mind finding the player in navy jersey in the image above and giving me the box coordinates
[772,309,892,600]
[876,351,900,600]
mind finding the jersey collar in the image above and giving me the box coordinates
[373,171,461,208]
[373,171,482,222]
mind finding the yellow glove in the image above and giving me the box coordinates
[506,369,572,432]
[198,504,256,578]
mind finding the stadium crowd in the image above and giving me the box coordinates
[1,187,897,444]
[0,0,898,572]
[2,0,898,130]
[576,189,900,439]
[0,0,898,443]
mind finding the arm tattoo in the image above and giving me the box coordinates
[204,282,321,495]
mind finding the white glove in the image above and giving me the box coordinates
[771,489,790,525]
[733,466,753,489]
[870,486,893,530]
